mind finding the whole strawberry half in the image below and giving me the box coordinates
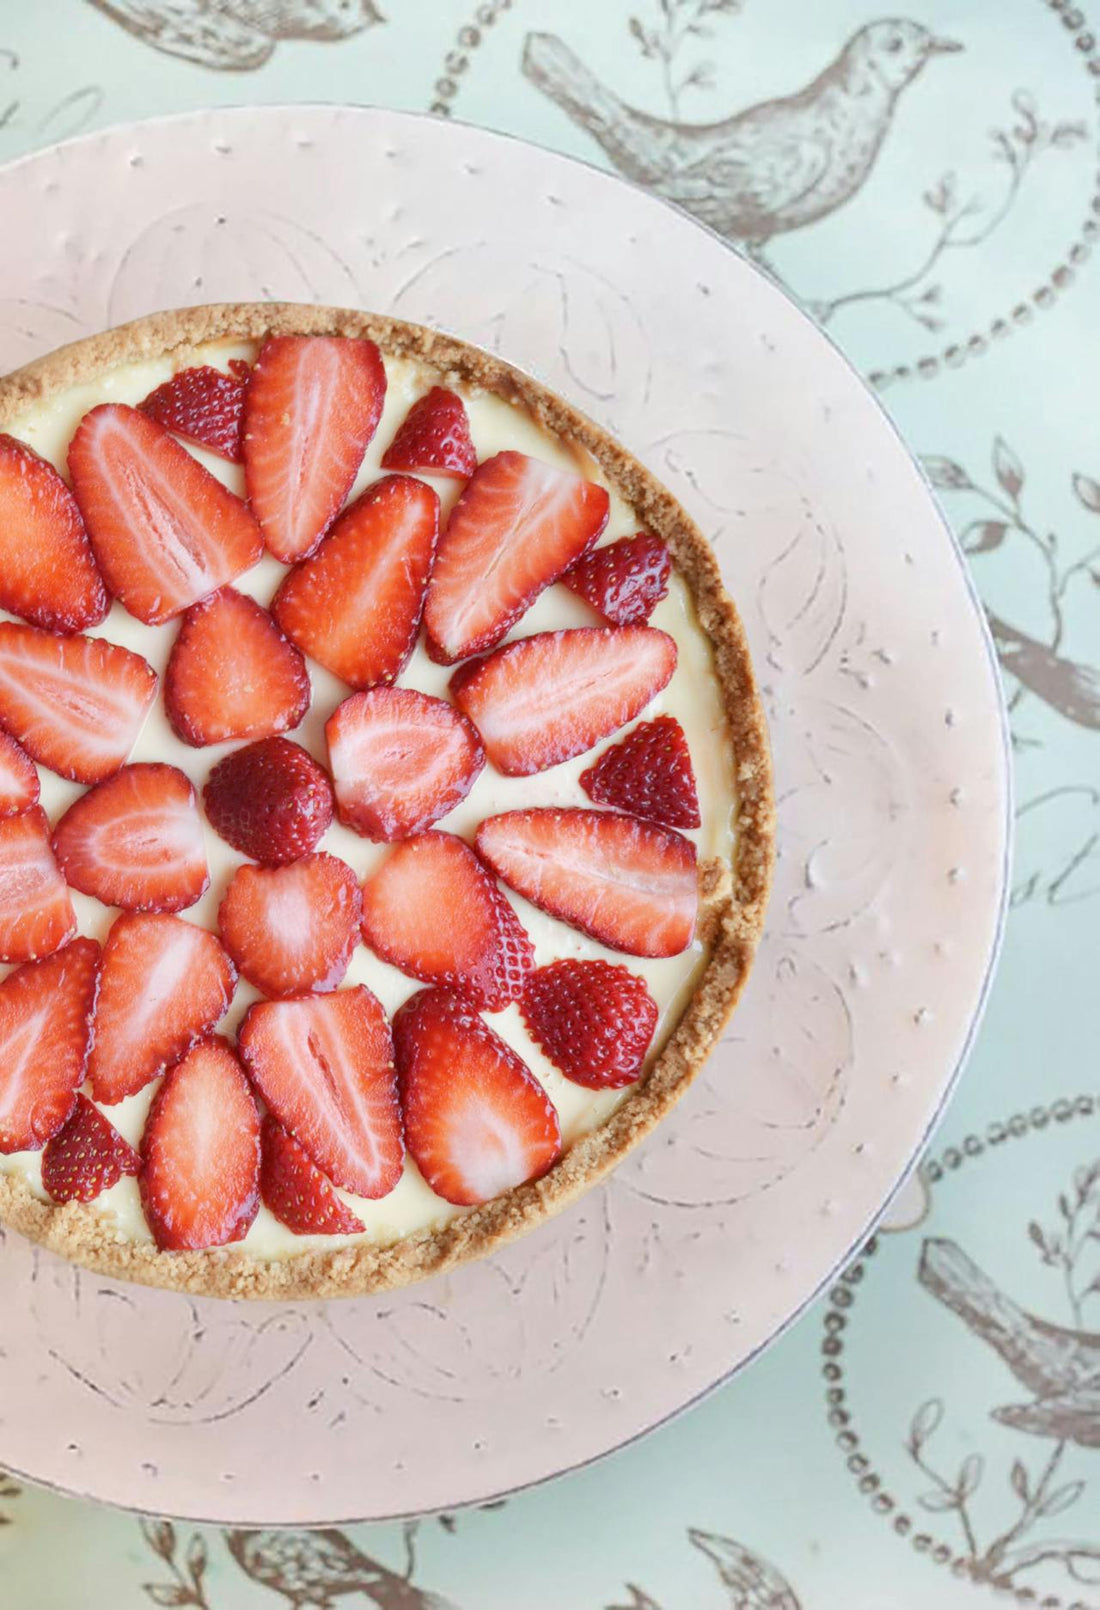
[203,736,333,865]
[563,532,671,626]
[41,1094,141,1203]
[0,432,109,632]
[259,1115,365,1237]
[165,587,310,748]
[0,807,76,963]
[580,714,701,830]
[521,959,658,1088]
[0,938,100,1153]
[140,360,250,462]
[218,853,361,999]
[380,386,477,479]
[52,763,209,912]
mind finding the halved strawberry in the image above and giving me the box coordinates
[203,737,333,865]
[563,532,671,626]
[0,433,109,631]
[88,911,236,1104]
[68,403,263,625]
[140,360,250,462]
[0,808,76,962]
[259,1114,365,1236]
[325,687,484,841]
[392,987,561,1207]
[0,731,39,817]
[476,808,697,957]
[52,763,209,912]
[0,621,158,785]
[423,450,609,663]
[380,386,477,479]
[521,959,658,1088]
[450,626,676,776]
[272,474,439,689]
[238,988,402,1199]
[140,1037,260,1251]
[360,832,533,1010]
[0,938,99,1152]
[580,714,701,829]
[41,1094,141,1203]
[243,334,387,563]
[165,587,310,747]
[218,853,361,998]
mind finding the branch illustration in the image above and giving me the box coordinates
[628,0,742,117]
[140,1520,212,1610]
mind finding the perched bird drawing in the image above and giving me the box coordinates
[608,1530,801,1610]
[86,0,384,72]
[522,21,962,260]
[224,1529,459,1610]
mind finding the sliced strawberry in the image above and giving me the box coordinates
[140,362,249,462]
[451,626,676,776]
[52,763,209,912]
[393,987,561,1207]
[259,1114,365,1236]
[580,714,701,829]
[243,334,387,563]
[140,1037,260,1252]
[0,731,39,817]
[521,959,658,1088]
[218,853,360,999]
[476,808,697,957]
[68,403,263,625]
[0,808,76,962]
[88,911,236,1104]
[165,587,310,747]
[0,622,157,785]
[423,450,609,663]
[563,532,671,626]
[41,1094,141,1203]
[0,938,99,1152]
[238,988,402,1199]
[380,386,477,479]
[272,474,439,689]
[203,737,333,865]
[0,433,109,631]
[325,687,484,841]
[360,832,533,1010]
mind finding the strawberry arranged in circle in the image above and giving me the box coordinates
[259,1114,365,1237]
[140,360,251,462]
[326,687,484,841]
[0,621,158,785]
[243,334,387,564]
[476,808,697,958]
[381,386,477,479]
[580,714,701,830]
[41,1094,141,1203]
[0,938,100,1152]
[450,626,676,776]
[360,831,533,1010]
[52,763,209,912]
[272,473,439,689]
[0,732,38,818]
[68,403,263,625]
[204,737,333,865]
[165,587,310,748]
[521,959,659,1089]
[88,911,236,1104]
[239,987,403,1199]
[140,1037,261,1251]
[424,450,610,663]
[218,853,361,999]
[563,532,671,626]
[0,808,76,962]
[393,987,561,1207]
[0,433,108,632]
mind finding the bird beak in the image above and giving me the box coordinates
[926,35,964,54]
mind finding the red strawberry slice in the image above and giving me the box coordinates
[218,853,361,999]
[140,360,250,462]
[68,403,263,625]
[243,334,387,563]
[423,450,609,663]
[239,987,402,1199]
[41,1094,141,1203]
[521,959,658,1088]
[580,715,701,830]
[165,587,310,747]
[380,386,477,479]
[0,433,109,632]
[272,474,439,689]
[259,1115,365,1236]
[325,687,484,841]
[0,808,76,962]
[88,911,236,1104]
[563,532,671,626]
[392,987,561,1206]
[451,626,676,776]
[0,621,157,785]
[360,831,533,1010]
[476,808,697,957]
[0,731,39,818]
[140,1037,260,1251]
[0,938,99,1152]
[52,763,209,912]
[203,737,333,865]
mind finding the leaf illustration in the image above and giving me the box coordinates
[1052,120,1088,147]
[1037,1479,1086,1518]
[1011,1458,1030,1501]
[922,455,972,491]
[918,1488,958,1512]
[142,1520,177,1561]
[185,1534,208,1582]
[628,17,658,58]
[994,436,1025,500]
[909,1398,943,1451]
[142,1589,190,1609]
[1073,473,1100,514]
[961,520,1008,554]
[957,1453,984,1497]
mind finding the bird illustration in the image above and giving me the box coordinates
[86,0,384,72]
[687,1529,801,1609]
[224,1529,459,1610]
[522,21,962,260]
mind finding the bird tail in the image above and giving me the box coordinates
[994,1385,1100,1446]
[522,33,665,181]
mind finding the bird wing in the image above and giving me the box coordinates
[86,0,274,70]
[673,117,831,223]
